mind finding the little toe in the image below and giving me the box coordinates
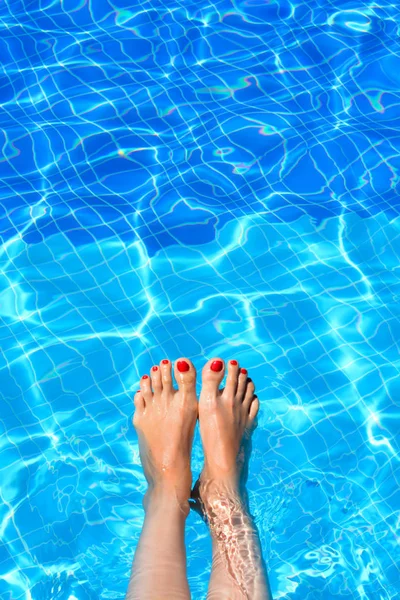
[140,374,153,403]
[151,365,162,395]
[242,378,256,411]
[248,396,260,428]
[201,357,225,398]
[224,359,240,398]
[160,358,174,394]
[133,391,145,425]
[174,358,197,393]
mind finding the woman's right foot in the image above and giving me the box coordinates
[194,358,259,503]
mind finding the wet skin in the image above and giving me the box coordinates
[133,357,258,508]
[130,357,267,600]
[133,358,198,509]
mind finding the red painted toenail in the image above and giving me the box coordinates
[142,375,149,379]
[162,359,169,364]
[230,360,238,366]
[210,360,223,372]
[152,366,158,371]
[177,360,190,372]
[240,368,247,375]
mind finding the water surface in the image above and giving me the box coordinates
[0,1,399,598]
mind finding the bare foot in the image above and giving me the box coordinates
[194,360,269,600]
[133,358,198,510]
[194,358,259,502]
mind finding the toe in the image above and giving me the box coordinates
[160,358,174,394]
[236,367,248,401]
[151,364,162,394]
[242,378,255,410]
[224,359,240,398]
[174,357,196,392]
[140,374,153,403]
[248,395,259,428]
[201,357,225,397]
[133,390,145,425]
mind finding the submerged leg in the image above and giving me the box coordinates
[127,490,190,600]
[126,358,198,600]
[193,358,272,600]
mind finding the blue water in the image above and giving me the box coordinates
[1,1,399,598]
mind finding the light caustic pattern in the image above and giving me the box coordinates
[0,0,399,598]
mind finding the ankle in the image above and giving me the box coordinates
[144,484,191,517]
[200,465,241,494]
[198,475,246,509]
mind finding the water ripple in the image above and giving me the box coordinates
[0,1,399,599]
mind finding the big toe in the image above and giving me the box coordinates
[201,357,225,397]
[174,358,197,395]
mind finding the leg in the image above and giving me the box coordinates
[126,358,198,600]
[193,358,272,600]
[126,490,189,600]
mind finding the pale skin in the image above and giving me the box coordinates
[126,357,272,600]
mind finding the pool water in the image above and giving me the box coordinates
[0,1,399,598]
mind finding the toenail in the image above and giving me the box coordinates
[177,360,190,372]
[210,360,223,372]
[230,360,238,366]
[162,359,169,364]
[142,375,149,379]
[247,377,252,382]
[152,366,158,371]
[240,368,247,375]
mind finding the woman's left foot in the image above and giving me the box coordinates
[191,358,259,515]
[133,358,198,509]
